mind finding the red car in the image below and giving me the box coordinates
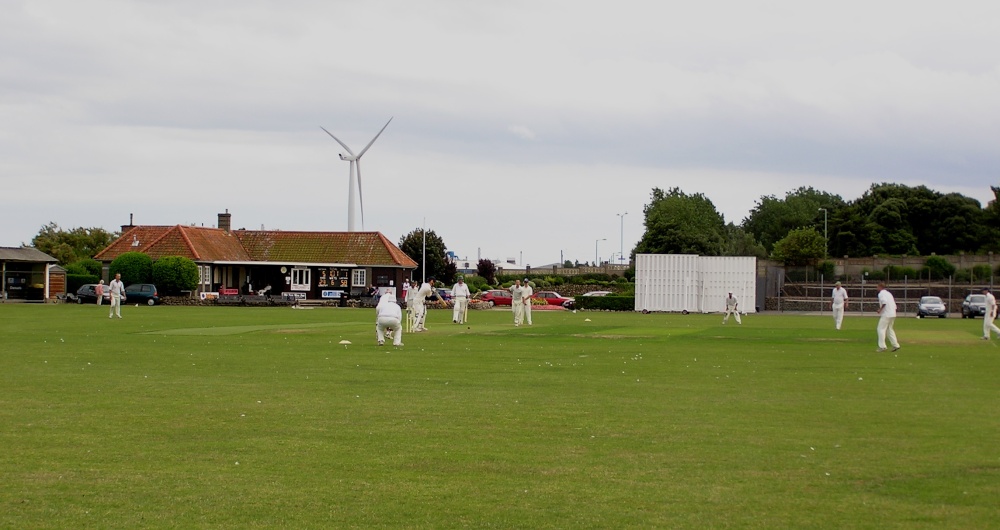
[478,289,512,307]
[533,291,575,308]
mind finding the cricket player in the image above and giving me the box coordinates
[876,282,900,352]
[412,278,432,332]
[722,292,741,325]
[108,273,126,319]
[452,277,471,324]
[375,294,403,346]
[521,278,533,326]
[413,277,444,332]
[831,281,849,330]
[510,279,525,326]
[982,287,1000,340]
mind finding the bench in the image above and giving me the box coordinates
[216,295,243,305]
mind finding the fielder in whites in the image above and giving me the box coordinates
[831,281,849,330]
[451,277,471,324]
[108,273,126,319]
[722,292,741,325]
[982,287,1000,340]
[510,280,525,326]
[876,282,901,352]
[520,278,533,326]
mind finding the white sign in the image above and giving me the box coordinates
[321,290,344,299]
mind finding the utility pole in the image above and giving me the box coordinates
[617,212,628,264]
[818,208,828,257]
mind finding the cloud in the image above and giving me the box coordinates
[1,0,998,264]
[507,125,537,141]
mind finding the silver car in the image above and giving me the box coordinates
[962,294,987,319]
[916,296,947,318]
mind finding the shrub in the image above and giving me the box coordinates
[923,256,956,280]
[972,264,992,282]
[954,269,971,283]
[75,258,103,277]
[465,275,489,293]
[64,262,90,276]
[573,295,635,311]
[109,252,153,285]
[151,256,199,295]
[816,260,835,279]
[860,268,885,282]
[883,265,919,281]
[66,273,99,293]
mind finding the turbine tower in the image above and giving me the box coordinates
[320,117,393,231]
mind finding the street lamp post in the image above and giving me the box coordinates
[616,212,627,264]
[818,208,828,257]
[595,238,606,266]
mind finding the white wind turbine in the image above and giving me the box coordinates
[320,117,393,232]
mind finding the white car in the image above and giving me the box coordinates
[581,291,613,297]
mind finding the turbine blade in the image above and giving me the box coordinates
[319,126,356,157]
[357,117,393,158]
[356,159,365,229]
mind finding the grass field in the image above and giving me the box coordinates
[1,303,998,529]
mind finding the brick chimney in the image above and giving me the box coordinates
[120,213,135,234]
[218,210,231,233]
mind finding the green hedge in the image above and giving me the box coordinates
[573,295,635,311]
[152,256,199,295]
[67,274,99,293]
[110,252,153,285]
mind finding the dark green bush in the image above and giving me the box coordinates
[924,256,956,280]
[109,252,153,286]
[151,256,199,295]
[465,275,489,293]
[860,268,885,282]
[883,265,918,280]
[816,260,835,278]
[954,269,971,283]
[75,258,103,277]
[67,273,99,293]
[972,264,992,281]
[64,262,90,276]
[573,295,635,311]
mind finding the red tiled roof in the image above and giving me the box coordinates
[95,226,416,268]
[95,226,251,262]
[234,230,417,267]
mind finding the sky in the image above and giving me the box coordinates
[2,0,998,267]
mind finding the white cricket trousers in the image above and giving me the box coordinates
[723,308,741,324]
[109,294,122,318]
[376,316,402,345]
[452,297,468,323]
[512,300,524,326]
[412,301,427,330]
[523,300,532,325]
[876,316,899,349]
[983,313,1000,339]
[832,304,845,330]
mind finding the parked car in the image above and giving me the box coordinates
[478,289,512,307]
[581,291,613,297]
[75,284,110,304]
[435,288,453,301]
[916,296,947,318]
[533,291,575,308]
[125,283,160,306]
[962,294,987,318]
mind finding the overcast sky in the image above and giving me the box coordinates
[2,1,998,267]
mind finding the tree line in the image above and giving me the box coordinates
[634,183,1000,265]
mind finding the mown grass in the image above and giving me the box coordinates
[1,304,997,529]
